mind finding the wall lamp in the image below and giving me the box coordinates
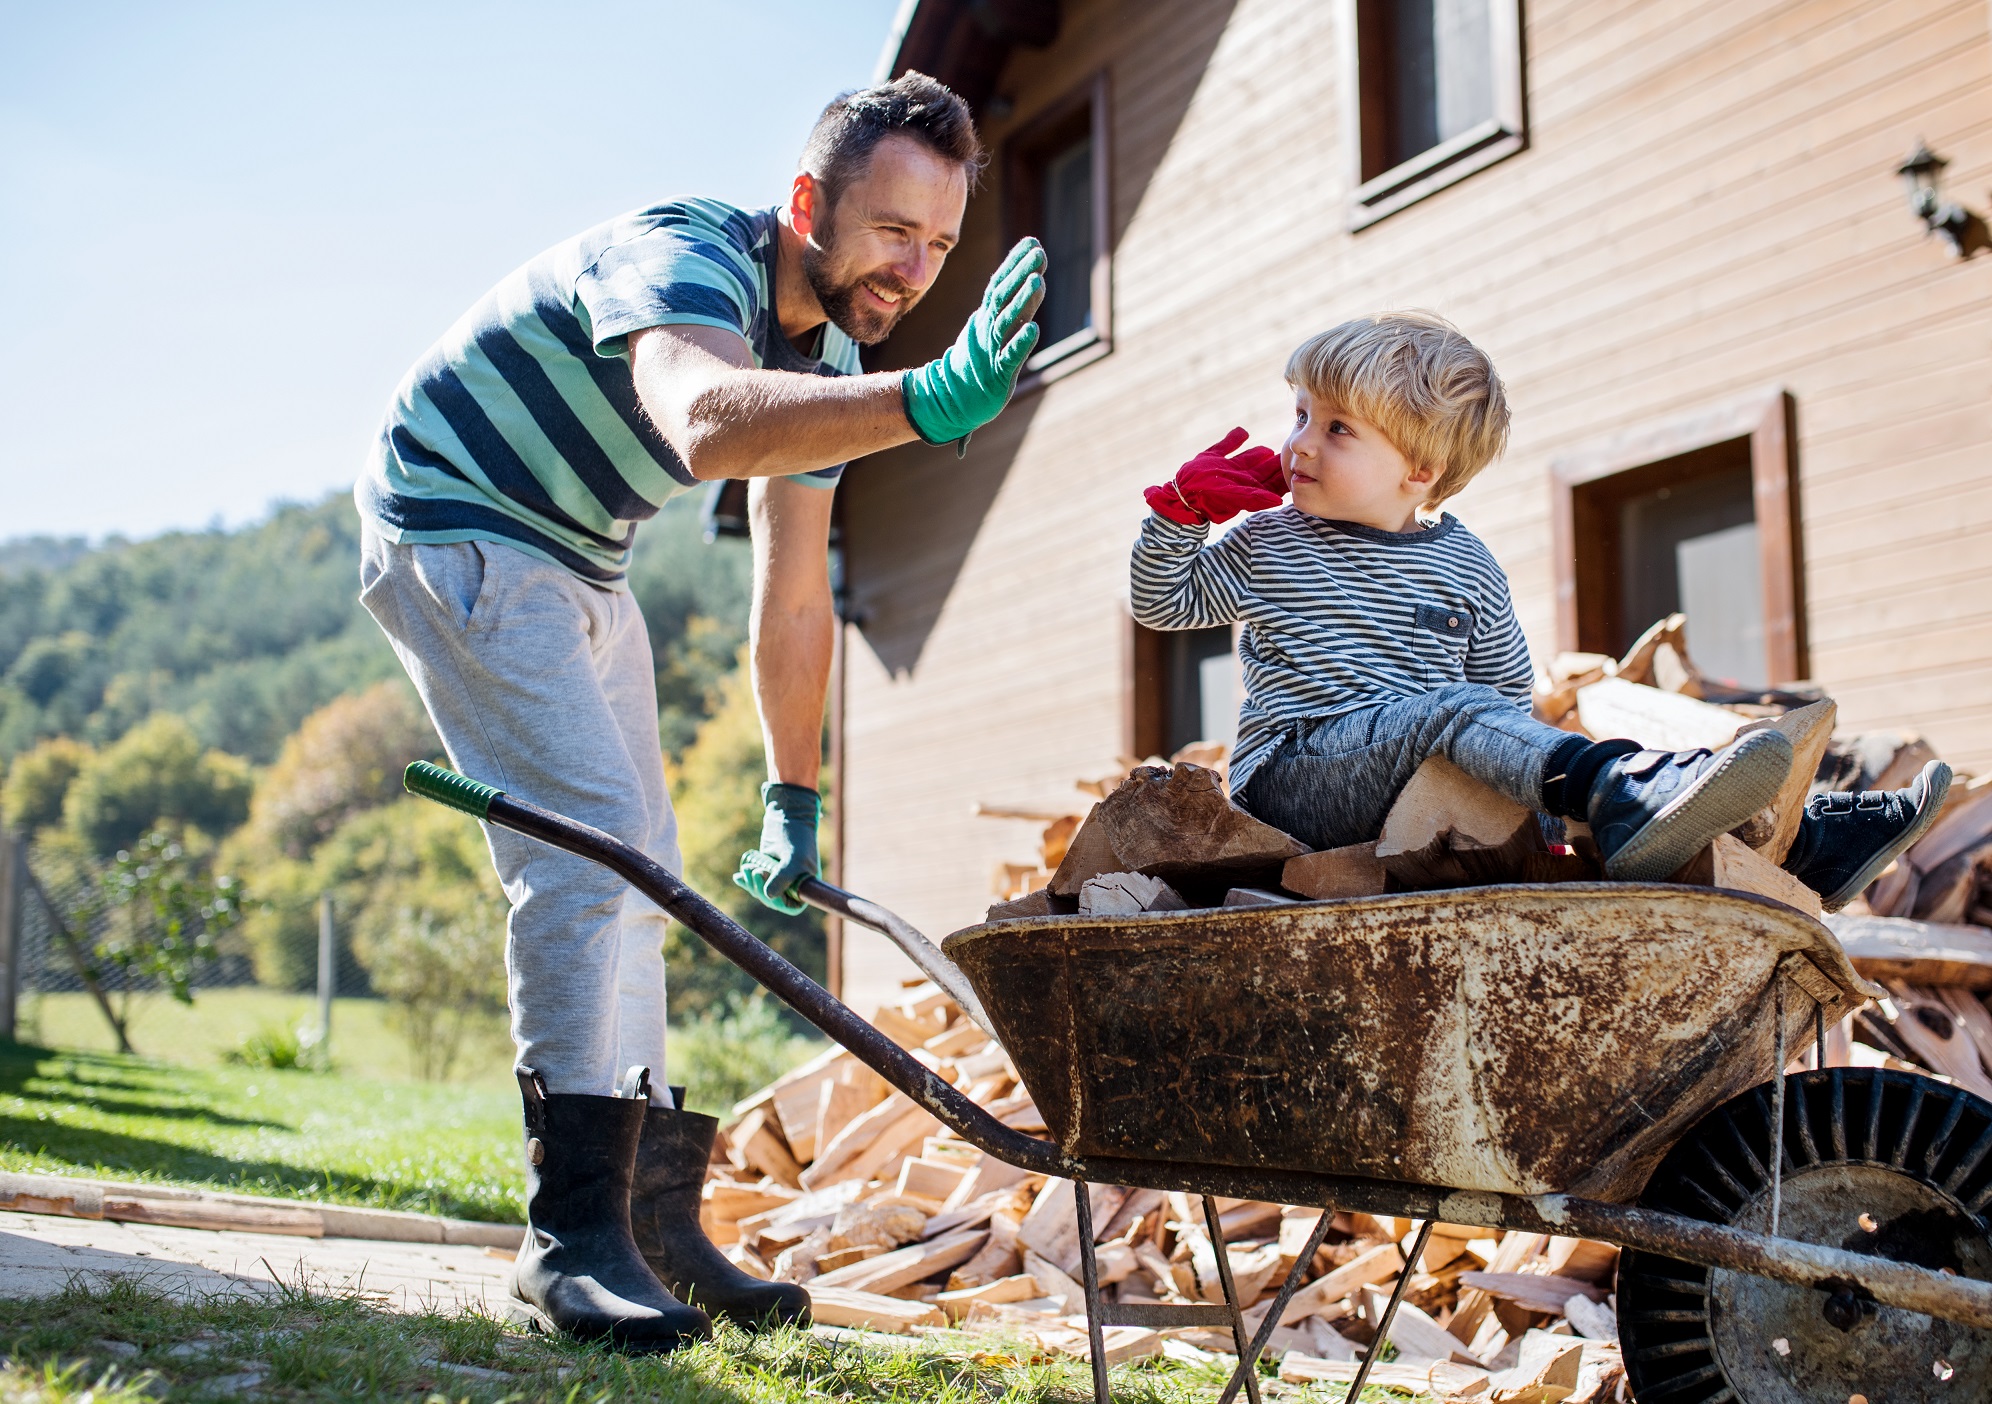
[1896,140,1988,258]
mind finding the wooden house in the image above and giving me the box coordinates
[829,0,1992,1007]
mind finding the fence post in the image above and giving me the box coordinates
[316,892,335,1055]
[0,827,19,1042]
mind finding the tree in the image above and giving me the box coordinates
[71,826,244,1052]
[239,679,438,859]
[665,649,828,1018]
[62,714,252,856]
[1,735,94,833]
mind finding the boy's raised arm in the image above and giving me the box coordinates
[1129,429,1281,629]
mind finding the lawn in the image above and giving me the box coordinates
[0,1277,1425,1404]
[1,993,825,1222]
[0,1040,523,1223]
[17,990,515,1088]
[20,989,826,1111]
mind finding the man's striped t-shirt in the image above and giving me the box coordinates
[1130,507,1535,795]
[356,198,858,584]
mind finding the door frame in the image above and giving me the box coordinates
[1549,387,1805,684]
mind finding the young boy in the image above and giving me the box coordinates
[1130,313,1948,905]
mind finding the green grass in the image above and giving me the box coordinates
[0,1041,522,1223]
[19,989,826,1113]
[0,1278,1431,1403]
[0,995,825,1222]
[17,990,515,1089]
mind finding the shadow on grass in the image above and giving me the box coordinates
[0,1113,429,1208]
[0,1042,512,1221]
[0,1045,288,1130]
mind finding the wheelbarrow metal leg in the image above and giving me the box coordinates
[1771,977,1785,1236]
[1201,1195,1263,1404]
[1344,1219,1433,1404]
[1218,1207,1338,1404]
[1075,1181,1111,1404]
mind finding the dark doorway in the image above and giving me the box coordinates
[1130,622,1238,760]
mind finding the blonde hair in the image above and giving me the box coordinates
[1284,313,1510,505]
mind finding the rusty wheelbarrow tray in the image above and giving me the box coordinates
[405,763,1992,1403]
[943,885,1874,1204]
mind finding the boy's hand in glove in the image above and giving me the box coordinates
[734,783,820,916]
[902,238,1047,450]
[1144,428,1287,525]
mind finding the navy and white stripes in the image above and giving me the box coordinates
[358,198,856,583]
[1130,507,1535,795]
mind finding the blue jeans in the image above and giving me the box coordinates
[1237,683,1572,851]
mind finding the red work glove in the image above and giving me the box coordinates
[1144,428,1287,525]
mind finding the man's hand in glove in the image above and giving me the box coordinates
[734,783,821,916]
[1144,428,1287,526]
[902,238,1047,449]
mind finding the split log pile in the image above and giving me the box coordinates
[707,981,1628,1399]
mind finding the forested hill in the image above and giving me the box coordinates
[0,491,751,768]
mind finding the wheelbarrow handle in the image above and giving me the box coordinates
[793,877,994,1036]
[403,762,1061,1175]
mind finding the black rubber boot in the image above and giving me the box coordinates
[509,1068,711,1351]
[631,1099,812,1329]
[1782,759,1953,911]
[1588,729,1795,881]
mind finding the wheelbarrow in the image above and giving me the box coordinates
[406,762,1992,1403]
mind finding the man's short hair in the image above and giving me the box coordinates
[1285,313,1511,505]
[801,71,986,207]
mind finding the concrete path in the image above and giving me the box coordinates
[0,1209,516,1315]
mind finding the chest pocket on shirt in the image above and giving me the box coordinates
[1414,603,1475,646]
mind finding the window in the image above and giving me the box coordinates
[1342,0,1526,228]
[1129,622,1240,760]
[1553,391,1806,689]
[1006,71,1110,384]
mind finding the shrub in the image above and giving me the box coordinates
[225,1022,313,1070]
[327,798,508,1081]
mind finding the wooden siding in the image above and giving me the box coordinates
[835,0,1992,1001]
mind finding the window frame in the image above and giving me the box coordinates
[1003,68,1112,392]
[1337,0,1529,231]
[1550,388,1807,684]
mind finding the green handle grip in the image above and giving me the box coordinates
[404,762,502,819]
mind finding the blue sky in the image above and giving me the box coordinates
[0,1,903,541]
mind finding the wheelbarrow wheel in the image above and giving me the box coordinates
[1618,1068,1992,1403]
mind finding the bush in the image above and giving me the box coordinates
[62,714,252,856]
[225,1022,315,1070]
[325,798,508,1081]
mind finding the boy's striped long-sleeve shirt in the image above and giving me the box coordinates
[1130,506,1535,795]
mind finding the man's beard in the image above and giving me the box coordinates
[802,236,920,347]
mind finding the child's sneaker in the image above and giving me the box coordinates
[1589,730,1796,882]
[1780,760,1952,912]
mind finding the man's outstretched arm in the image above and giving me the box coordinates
[631,323,917,482]
[732,475,837,914]
[630,237,1046,481]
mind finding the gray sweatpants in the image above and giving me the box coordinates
[1237,682,1571,851]
[358,528,678,1099]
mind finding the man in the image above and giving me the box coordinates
[353,73,1043,1350]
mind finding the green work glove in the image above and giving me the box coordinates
[734,782,821,916]
[902,237,1047,449]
